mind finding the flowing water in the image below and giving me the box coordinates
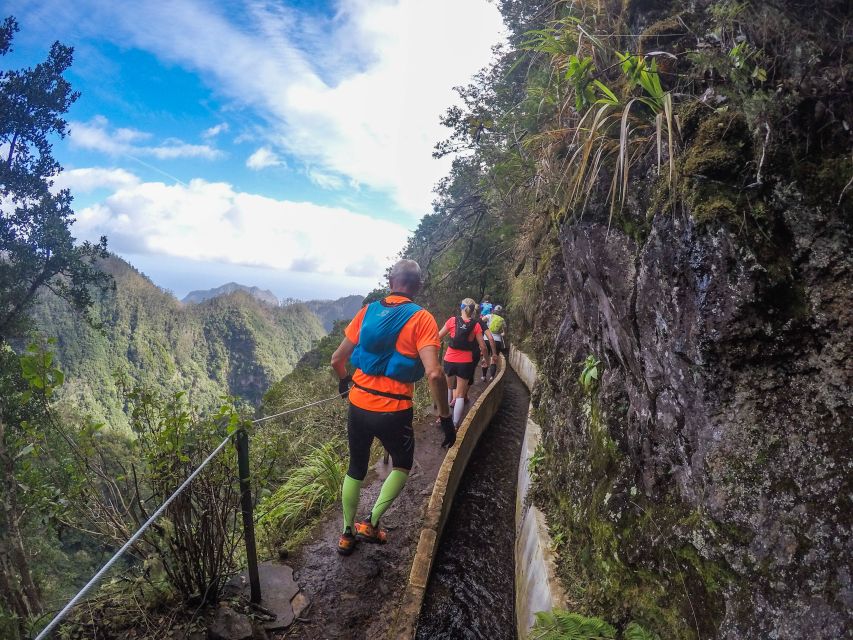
[416,369,529,639]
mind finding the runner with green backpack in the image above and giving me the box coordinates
[486,304,506,380]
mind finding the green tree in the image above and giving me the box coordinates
[0,15,109,340]
[0,341,75,636]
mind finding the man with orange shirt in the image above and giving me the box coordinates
[330,259,453,555]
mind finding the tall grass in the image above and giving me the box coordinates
[256,439,347,549]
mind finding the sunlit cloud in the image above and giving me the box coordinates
[72,175,411,280]
[246,147,285,170]
[307,168,344,190]
[202,122,229,138]
[51,167,140,193]
[28,0,505,214]
[69,116,222,160]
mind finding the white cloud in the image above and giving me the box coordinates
[307,169,344,190]
[69,116,222,160]
[48,0,505,214]
[72,178,410,280]
[246,147,284,170]
[202,122,229,138]
[51,167,140,193]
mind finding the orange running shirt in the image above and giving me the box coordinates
[345,295,440,412]
[442,317,482,363]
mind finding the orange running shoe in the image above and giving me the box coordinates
[337,528,356,555]
[354,518,387,544]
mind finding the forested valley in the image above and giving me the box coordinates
[2,0,851,638]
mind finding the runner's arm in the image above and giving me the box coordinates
[475,332,491,363]
[330,337,356,380]
[437,324,449,340]
[419,345,450,418]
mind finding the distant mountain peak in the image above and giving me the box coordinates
[182,283,279,306]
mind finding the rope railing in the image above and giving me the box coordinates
[34,391,346,640]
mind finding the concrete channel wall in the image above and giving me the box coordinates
[509,346,568,639]
[393,356,507,639]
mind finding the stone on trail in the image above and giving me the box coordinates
[235,561,300,631]
[208,605,253,640]
[291,591,310,619]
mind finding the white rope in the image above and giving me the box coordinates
[250,392,345,424]
[35,390,346,639]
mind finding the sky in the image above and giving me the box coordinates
[4,0,505,300]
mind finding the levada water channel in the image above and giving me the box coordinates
[416,369,529,639]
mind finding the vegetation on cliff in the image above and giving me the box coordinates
[404,0,851,637]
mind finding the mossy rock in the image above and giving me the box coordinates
[793,154,853,208]
[638,13,692,56]
[682,110,752,180]
[689,189,739,225]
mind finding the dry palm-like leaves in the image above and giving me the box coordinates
[522,19,681,226]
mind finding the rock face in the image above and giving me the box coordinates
[531,185,851,637]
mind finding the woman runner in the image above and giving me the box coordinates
[439,298,490,427]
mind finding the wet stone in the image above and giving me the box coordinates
[208,605,253,640]
[291,591,310,618]
[235,561,300,631]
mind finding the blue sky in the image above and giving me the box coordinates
[4,0,504,300]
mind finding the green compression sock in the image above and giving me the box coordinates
[370,469,409,526]
[342,474,363,532]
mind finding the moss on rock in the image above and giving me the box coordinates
[681,111,752,180]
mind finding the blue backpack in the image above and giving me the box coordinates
[350,300,426,383]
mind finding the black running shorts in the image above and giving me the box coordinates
[347,404,414,480]
[443,360,475,380]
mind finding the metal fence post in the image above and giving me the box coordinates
[236,429,261,603]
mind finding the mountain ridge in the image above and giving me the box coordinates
[26,255,365,432]
[182,282,279,306]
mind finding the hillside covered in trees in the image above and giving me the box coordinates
[23,255,366,432]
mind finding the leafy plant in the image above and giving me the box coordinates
[579,355,601,392]
[530,610,659,640]
[19,339,64,399]
[623,621,661,640]
[68,386,247,608]
[531,610,616,640]
[728,42,767,83]
[565,55,618,111]
[528,443,545,475]
[521,18,680,224]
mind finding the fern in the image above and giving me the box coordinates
[623,622,660,640]
[531,610,616,640]
[531,610,660,640]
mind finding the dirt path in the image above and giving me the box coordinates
[276,380,489,640]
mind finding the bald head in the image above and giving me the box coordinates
[389,259,422,296]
